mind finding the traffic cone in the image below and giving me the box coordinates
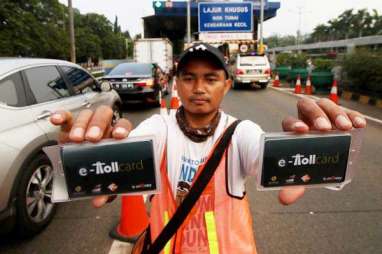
[329,80,339,104]
[294,75,302,94]
[172,79,179,98]
[160,97,168,116]
[109,195,149,243]
[273,73,280,87]
[170,78,181,116]
[304,75,312,95]
[170,96,180,117]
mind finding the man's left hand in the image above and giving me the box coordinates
[278,98,367,205]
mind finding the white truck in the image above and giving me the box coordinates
[134,38,173,75]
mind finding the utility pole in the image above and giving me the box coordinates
[259,0,265,54]
[187,0,191,44]
[296,6,302,51]
[68,0,76,63]
[291,5,305,52]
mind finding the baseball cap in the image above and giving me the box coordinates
[176,43,230,79]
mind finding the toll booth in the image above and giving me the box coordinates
[143,0,280,54]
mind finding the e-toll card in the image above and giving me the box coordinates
[261,134,351,188]
[61,139,157,199]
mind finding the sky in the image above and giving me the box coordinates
[58,0,382,37]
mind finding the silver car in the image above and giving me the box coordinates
[0,58,121,237]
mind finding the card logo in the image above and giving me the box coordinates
[78,160,144,176]
[278,153,340,168]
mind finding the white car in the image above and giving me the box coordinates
[0,58,121,237]
[231,54,271,89]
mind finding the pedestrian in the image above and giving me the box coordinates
[50,43,366,254]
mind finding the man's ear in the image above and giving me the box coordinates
[223,79,232,95]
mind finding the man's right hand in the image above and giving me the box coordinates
[49,105,133,208]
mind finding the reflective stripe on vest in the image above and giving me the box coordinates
[163,211,171,254]
[205,211,219,254]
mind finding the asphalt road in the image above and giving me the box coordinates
[1,87,381,254]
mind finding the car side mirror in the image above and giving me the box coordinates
[99,80,112,92]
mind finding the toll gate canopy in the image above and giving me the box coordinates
[144,0,281,52]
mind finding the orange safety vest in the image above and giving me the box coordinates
[149,132,258,254]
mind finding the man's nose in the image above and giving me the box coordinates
[193,78,205,93]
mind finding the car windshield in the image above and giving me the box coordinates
[239,56,268,66]
[108,63,153,76]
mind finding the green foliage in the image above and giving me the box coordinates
[264,35,296,48]
[0,0,69,58]
[289,53,308,68]
[313,59,334,71]
[308,9,382,42]
[276,53,309,68]
[276,53,292,66]
[0,0,130,62]
[342,49,382,96]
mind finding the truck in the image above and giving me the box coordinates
[134,38,173,75]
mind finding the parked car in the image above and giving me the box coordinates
[231,54,271,89]
[101,62,169,106]
[0,58,121,237]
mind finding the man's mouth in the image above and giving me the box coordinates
[190,96,209,104]
[190,98,209,105]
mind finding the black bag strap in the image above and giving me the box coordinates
[143,120,241,254]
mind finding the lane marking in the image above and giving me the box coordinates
[269,86,382,125]
[108,240,133,254]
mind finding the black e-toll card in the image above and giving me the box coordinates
[260,134,352,188]
[61,139,158,199]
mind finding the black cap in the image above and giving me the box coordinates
[176,43,230,79]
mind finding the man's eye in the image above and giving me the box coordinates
[207,78,217,83]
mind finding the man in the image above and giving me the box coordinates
[50,43,366,253]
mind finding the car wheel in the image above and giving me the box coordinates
[232,81,240,90]
[112,104,122,125]
[15,154,56,237]
[260,82,268,89]
[154,90,162,107]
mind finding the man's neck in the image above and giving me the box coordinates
[184,110,219,129]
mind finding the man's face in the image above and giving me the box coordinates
[177,58,232,115]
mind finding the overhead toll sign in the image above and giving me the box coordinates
[198,2,253,33]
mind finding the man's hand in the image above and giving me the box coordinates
[278,98,367,205]
[50,105,133,208]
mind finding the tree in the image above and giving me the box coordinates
[114,16,121,34]
[0,0,130,61]
[0,0,68,58]
[308,9,382,43]
[264,35,297,48]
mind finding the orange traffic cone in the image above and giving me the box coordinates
[160,97,168,116]
[109,195,149,242]
[304,75,312,95]
[170,97,180,117]
[294,75,302,94]
[273,73,280,87]
[172,80,179,98]
[329,80,339,104]
[170,78,181,116]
